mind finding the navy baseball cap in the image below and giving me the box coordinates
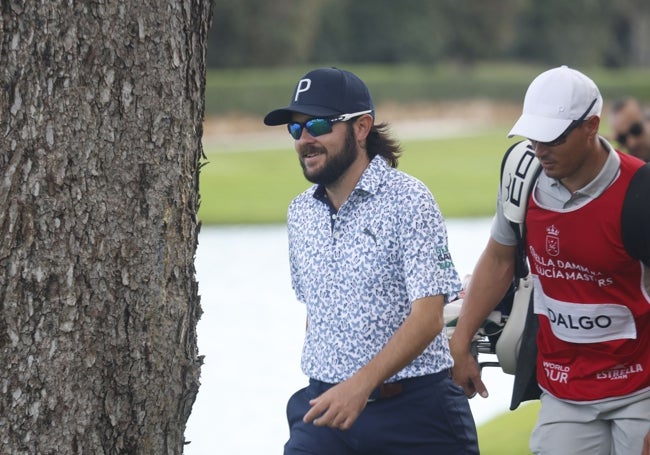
[264,67,375,125]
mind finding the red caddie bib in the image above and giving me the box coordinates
[526,152,650,401]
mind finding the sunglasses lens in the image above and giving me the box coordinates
[630,122,644,136]
[288,123,303,140]
[287,119,333,139]
[305,119,333,137]
[287,118,332,140]
[617,122,645,145]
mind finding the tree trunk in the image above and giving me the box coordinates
[0,1,211,453]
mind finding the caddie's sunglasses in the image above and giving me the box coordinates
[616,122,644,146]
[534,98,598,148]
[287,110,372,140]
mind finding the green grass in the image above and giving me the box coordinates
[205,62,650,118]
[205,62,535,117]
[199,128,513,225]
[199,146,310,224]
[478,401,540,454]
[397,129,511,218]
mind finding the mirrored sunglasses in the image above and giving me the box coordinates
[287,110,372,140]
[616,122,644,146]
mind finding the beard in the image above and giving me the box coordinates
[299,127,358,185]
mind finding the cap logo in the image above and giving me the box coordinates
[294,78,311,102]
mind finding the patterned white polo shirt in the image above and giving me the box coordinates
[288,155,462,383]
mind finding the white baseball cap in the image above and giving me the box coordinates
[508,65,603,142]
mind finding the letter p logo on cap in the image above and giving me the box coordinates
[294,78,311,102]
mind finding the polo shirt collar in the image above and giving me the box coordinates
[546,136,620,198]
[313,155,390,202]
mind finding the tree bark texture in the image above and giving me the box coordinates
[0,1,212,453]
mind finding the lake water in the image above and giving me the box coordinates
[184,218,519,454]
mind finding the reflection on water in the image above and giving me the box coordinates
[184,219,516,455]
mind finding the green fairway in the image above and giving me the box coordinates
[199,127,513,225]
[397,130,511,218]
[205,63,650,119]
[477,401,540,454]
[199,146,309,225]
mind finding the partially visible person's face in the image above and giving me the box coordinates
[291,114,358,185]
[529,117,600,192]
[610,101,650,162]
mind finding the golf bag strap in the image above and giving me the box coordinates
[500,140,541,280]
[500,140,542,409]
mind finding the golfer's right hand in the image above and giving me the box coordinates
[450,346,488,399]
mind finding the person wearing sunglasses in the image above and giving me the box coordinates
[264,67,478,454]
[609,97,650,162]
[449,65,650,455]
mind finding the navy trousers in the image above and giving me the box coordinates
[284,371,479,455]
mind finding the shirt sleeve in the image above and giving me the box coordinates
[399,183,462,303]
[287,200,305,304]
[490,190,518,246]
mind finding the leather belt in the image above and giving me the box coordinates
[367,382,403,402]
[309,369,451,403]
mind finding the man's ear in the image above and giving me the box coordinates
[354,114,373,141]
[586,115,600,139]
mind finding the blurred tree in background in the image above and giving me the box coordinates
[207,0,650,68]
[208,0,325,67]
[315,0,446,63]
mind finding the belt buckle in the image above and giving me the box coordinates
[380,382,403,399]
[367,382,403,402]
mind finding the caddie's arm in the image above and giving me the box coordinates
[449,237,516,398]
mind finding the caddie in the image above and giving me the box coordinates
[449,65,650,455]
